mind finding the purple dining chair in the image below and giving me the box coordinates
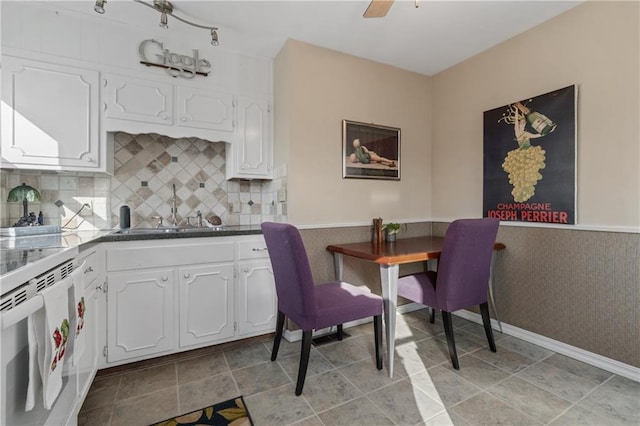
[397,218,500,369]
[261,222,383,395]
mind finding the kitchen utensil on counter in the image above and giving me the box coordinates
[207,215,222,226]
[119,205,131,229]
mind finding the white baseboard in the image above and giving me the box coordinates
[284,302,639,383]
[451,307,640,383]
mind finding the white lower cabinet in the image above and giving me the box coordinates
[107,269,175,363]
[236,238,276,337]
[237,260,276,336]
[101,236,275,367]
[178,263,235,347]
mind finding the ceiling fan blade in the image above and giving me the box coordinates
[363,0,394,18]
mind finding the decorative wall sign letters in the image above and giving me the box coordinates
[138,39,211,79]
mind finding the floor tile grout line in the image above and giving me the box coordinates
[541,371,617,425]
[510,357,585,421]
[480,372,555,425]
[173,360,182,415]
[517,355,609,404]
[221,350,243,398]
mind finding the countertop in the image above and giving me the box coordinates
[0,225,263,296]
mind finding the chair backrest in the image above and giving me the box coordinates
[261,222,318,330]
[435,218,500,312]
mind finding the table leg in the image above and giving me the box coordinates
[380,264,399,378]
[488,252,503,333]
[332,253,344,281]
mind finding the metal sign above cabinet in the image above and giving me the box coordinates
[138,39,211,79]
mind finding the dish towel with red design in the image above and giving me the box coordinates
[26,278,71,410]
[69,264,86,366]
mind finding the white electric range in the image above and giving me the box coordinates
[1,233,81,426]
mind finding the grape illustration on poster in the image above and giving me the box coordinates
[483,85,576,225]
[498,101,557,202]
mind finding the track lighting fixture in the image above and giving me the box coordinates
[93,0,220,46]
[94,0,106,14]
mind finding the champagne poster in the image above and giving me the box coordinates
[483,85,576,224]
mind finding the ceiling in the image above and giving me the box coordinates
[54,0,582,76]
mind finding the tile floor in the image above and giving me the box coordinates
[78,309,640,425]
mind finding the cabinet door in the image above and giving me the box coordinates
[104,74,173,125]
[237,260,276,337]
[1,56,100,170]
[176,87,235,132]
[228,96,272,178]
[107,269,175,363]
[178,263,235,347]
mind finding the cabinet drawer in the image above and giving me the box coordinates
[107,242,234,271]
[237,237,269,260]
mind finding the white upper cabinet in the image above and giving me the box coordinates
[226,96,272,179]
[104,74,236,135]
[176,86,235,132]
[104,74,174,125]
[1,56,106,172]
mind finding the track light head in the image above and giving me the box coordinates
[211,29,219,46]
[160,12,169,29]
[94,0,106,14]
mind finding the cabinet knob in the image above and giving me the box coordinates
[243,268,249,273]
[181,116,189,122]
[161,114,169,120]
[161,276,168,282]
[86,156,94,163]
[183,273,190,278]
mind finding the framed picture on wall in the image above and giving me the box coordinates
[342,119,400,180]
[483,85,577,224]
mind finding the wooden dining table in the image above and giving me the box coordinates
[326,236,505,377]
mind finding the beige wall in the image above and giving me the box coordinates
[274,40,432,226]
[432,1,640,228]
[274,2,640,369]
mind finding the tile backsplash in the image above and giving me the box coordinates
[1,169,112,230]
[1,132,286,230]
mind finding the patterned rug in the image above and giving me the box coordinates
[150,396,253,426]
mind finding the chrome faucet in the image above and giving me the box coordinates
[170,184,178,226]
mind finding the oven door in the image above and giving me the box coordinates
[1,255,98,426]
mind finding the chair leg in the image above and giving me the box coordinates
[429,307,435,324]
[295,330,313,396]
[373,315,383,370]
[337,324,344,341]
[442,311,460,370]
[480,302,497,353]
[271,311,285,361]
